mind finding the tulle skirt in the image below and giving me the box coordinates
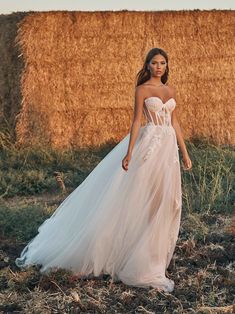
[15,123,182,292]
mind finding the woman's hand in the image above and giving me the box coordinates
[182,153,192,170]
[122,153,132,171]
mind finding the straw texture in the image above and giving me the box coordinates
[0,13,27,134]
[10,10,235,148]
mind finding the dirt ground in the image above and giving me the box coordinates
[0,195,234,313]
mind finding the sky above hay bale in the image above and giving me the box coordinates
[0,0,234,14]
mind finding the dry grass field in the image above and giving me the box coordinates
[0,138,234,313]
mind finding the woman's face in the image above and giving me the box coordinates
[148,54,167,78]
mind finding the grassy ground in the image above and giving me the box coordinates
[0,137,234,313]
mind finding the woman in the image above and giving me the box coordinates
[16,47,192,293]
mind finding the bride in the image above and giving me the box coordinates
[15,47,192,293]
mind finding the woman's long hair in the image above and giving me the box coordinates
[136,48,169,86]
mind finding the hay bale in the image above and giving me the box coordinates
[0,12,28,136]
[11,10,235,148]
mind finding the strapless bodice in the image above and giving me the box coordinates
[144,97,176,112]
[143,97,176,128]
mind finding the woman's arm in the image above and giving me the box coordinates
[122,86,144,171]
[171,87,192,170]
[126,86,144,155]
[171,109,188,157]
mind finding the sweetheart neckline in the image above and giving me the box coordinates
[144,96,176,105]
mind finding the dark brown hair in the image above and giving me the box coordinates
[136,48,169,86]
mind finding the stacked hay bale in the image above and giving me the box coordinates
[0,12,27,136]
[2,10,235,149]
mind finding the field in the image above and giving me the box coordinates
[0,8,234,314]
[0,137,234,313]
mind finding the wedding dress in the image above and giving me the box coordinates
[15,96,182,293]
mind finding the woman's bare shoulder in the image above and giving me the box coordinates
[166,83,176,91]
[134,85,148,104]
[135,84,146,95]
[135,82,154,95]
[135,83,147,89]
[166,84,176,97]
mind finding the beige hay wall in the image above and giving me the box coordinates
[15,10,235,149]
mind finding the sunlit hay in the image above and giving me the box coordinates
[14,10,235,149]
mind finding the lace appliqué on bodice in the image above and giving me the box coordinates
[142,97,176,161]
[143,133,162,161]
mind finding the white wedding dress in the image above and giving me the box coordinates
[15,96,182,292]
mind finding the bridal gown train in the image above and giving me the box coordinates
[15,96,182,292]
